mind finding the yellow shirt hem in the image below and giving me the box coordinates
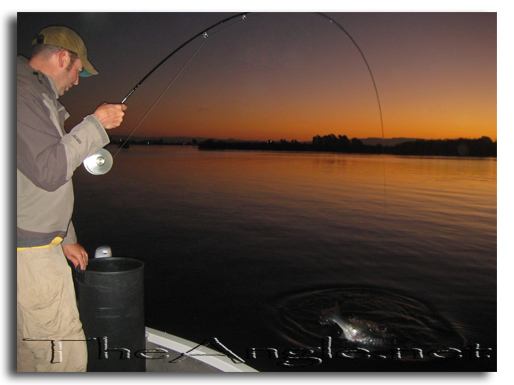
[17,237,63,251]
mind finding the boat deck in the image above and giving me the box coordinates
[144,328,257,373]
[145,341,221,372]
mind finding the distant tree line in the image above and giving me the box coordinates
[385,136,496,157]
[198,135,496,157]
[111,137,198,147]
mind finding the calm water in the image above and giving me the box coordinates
[73,146,496,371]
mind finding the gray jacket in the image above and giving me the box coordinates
[17,56,110,248]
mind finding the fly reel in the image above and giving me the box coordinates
[83,148,113,175]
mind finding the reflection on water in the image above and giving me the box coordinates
[72,146,496,371]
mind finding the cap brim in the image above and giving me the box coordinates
[79,58,98,77]
[79,68,94,77]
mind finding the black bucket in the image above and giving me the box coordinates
[75,257,145,372]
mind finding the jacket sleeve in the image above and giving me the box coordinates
[17,91,110,192]
[62,220,78,246]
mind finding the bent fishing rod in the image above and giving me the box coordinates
[83,12,384,175]
[120,12,249,105]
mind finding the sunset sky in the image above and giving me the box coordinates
[16,11,497,142]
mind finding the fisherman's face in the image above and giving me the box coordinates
[55,54,83,96]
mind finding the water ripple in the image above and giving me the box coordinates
[274,287,466,354]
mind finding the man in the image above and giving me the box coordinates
[17,26,127,372]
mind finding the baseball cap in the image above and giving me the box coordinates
[33,26,98,77]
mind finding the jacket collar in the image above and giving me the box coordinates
[17,56,59,99]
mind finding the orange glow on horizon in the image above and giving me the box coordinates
[50,13,495,143]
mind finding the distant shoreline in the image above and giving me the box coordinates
[110,135,497,158]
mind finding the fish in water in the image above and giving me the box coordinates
[320,311,395,347]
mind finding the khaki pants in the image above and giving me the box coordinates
[17,246,87,372]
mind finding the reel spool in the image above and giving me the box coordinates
[83,149,113,175]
